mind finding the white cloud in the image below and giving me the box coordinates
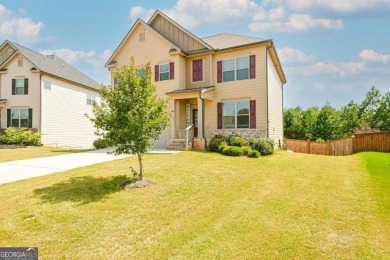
[287,61,367,77]
[40,48,113,69]
[129,6,156,22]
[0,4,43,44]
[277,47,316,64]
[266,0,390,13]
[359,49,390,63]
[250,13,343,32]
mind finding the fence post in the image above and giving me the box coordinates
[307,139,310,154]
[327,140,331,155]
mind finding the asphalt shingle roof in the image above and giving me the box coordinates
[11,42,100,90]
[201,33,270,50]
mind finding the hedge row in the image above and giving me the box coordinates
[208,134,275,157]
[0,127,41,146]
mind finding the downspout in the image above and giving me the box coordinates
[266,46,271,138]
[199,89,206,148]
[281,83,284,148]
[39,74,42,131]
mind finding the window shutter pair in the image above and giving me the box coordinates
[154,62,174,81]
[216,55,256,83]
[11,79,28,95]
[217,100,256,129]
[192,59,203,82]
[6,108,32,128]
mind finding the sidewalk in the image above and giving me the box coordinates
[0,148,180,185]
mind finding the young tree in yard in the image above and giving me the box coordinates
[313,103,341,141]
[88,58,169,180]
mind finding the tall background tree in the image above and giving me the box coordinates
[88,58,169,180]
[284,86,389,141]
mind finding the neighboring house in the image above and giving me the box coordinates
[0,40,101,148]
[105,10,286,149]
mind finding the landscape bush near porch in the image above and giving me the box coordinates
[208,134,275,157]
[0,127,41,146]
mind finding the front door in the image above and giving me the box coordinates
[193,109,198,138]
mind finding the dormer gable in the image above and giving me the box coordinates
[148,10,212,52]
[0,41,16,66]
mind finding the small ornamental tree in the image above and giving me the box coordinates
[87,57,169,180]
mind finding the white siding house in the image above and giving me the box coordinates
[0,41,101,148]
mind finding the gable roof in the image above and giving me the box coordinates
[105,18,182,68]
[0,40,100,90]
[148,10,214,51]
[202,33,270,50]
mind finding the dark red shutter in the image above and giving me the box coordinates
[250,100,256,129]
[24,78,29,94]
[192,60,197,82]
[7,109,11,127]
[28,108,33,128]
[217,61,222,83]
[198,60,203,81]
[170,62,174,80]
[250,55,256,79]
[154,65,159,82]
[217,102,223,129]
[12,79,16,95]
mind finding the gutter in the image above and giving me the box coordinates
[266,45,271,138]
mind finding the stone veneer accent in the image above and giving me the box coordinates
[205,129,266,140]
[192,138,205,150]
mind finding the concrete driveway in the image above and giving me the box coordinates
[0,148,180,185]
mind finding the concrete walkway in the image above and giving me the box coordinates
[0,148,180,185]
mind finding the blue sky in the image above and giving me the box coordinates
[1,0,389,108]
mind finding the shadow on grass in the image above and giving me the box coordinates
[33,175,128,205]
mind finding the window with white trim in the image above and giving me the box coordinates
[87,93,96,105]
[223,101,250,129]
[15,78,25,95]
[159,64,169,81]
[11,108,29,128]
[222,57,249,82]
[43,80,51,90]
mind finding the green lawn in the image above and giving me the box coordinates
[0,146,91,163]
[0,151,389,259]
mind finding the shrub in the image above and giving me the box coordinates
[247,150,260,158]
[0,127,41,146]
[251,138,275,156]
[222,146,243,156]
[241,146,252,156]
[208,135,227,152]
[227,135,249,147]
[93,138,111,149]
[217,144,228,153]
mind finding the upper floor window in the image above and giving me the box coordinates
[192,59,203,82]
[154,62,174,82]
[43,80,51,90]
[159,64,169,81]
[217,55,255,83]
[87,93,96,105]
[12,78,28,95]
[137,68,145,77]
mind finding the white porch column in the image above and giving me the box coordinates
[197,96,203,139]
[170,99,177,139]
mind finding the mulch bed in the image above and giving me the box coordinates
[121,178,158,189]
[0,144,28,149]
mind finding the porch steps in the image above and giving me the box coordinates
[167,139,191,151]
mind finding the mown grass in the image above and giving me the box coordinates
[0,146,91,163]
[0,151,389,259]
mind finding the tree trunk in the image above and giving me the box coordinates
[137,152,144,180]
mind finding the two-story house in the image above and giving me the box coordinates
[105,10,286,149]
[0,40,101,148]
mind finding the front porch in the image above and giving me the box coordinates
[166,86,214,150]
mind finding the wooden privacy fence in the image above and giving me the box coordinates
[284,131,390,156]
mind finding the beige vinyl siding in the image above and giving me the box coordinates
[112,22,181,148]
[186,55,211,88]
[205,46,267,133]
[267,52,284,145]
[41,75,100,148]
[179,56,186,89]
[0,54,40,129]
[149,15,207,52]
